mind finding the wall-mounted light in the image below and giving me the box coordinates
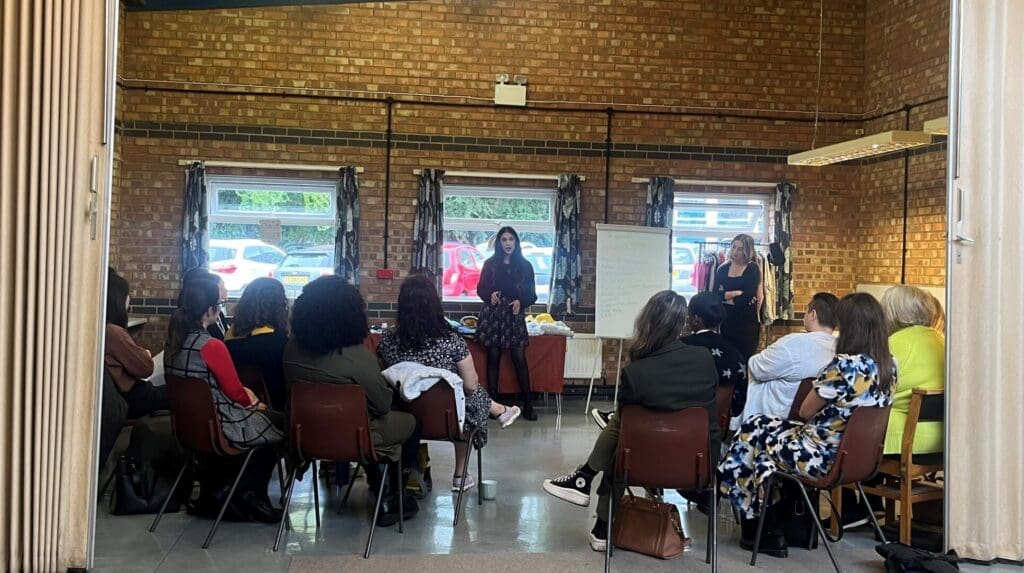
[494,72,526,106]
[787,130,934,166]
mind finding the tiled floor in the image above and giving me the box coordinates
[93,400,1016,572]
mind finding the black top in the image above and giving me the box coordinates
[681,331,749,415]
[477,257,537,307]
[226,329,288,409]
[619,339,721,461]
[714,262,760,307]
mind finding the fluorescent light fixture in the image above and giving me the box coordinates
[787,130,934,166]
[923,116,948,135]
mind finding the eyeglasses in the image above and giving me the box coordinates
[217,300,228,309]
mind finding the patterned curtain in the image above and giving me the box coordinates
[411,169,445,288]
[772,182,795,319]
[549,174,582,316]
[334,166,360,285]
[181,161,208,273]
[644,176,675,227]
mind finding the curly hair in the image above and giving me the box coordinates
[232,277,289,337]
[395,275,451,351]
[290,275,369,356]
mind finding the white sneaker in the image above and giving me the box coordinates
[590,408,614,429]
[498,405,521,428]
[588,531,607,551]
[452,473,476,492]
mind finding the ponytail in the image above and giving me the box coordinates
[166,279,220,358]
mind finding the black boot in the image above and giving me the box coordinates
[522,397,538,421]
[740,516,789,558]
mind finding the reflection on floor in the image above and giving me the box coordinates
[93,400,1010,573]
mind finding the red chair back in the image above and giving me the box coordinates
[290,381,377,463]
[165,374,241,456]
[406,383,465,442]
[236,363,272,408]
[715,385,733,432]
[615,405,711,490]
[788,377,817,421]
[804,404,892,489]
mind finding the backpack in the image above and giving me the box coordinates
[876,542,960,572]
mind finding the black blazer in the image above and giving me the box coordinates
[226,329,288,409]
[619,339,721,458]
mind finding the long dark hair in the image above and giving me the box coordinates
[835,293,895,392]
[290,275,369,356]
[232,277,288,337]
[629,290,688,361]
[488,226,528,267]
[106,267,130,329]
[396,274,451,350]
[166,278,220,358]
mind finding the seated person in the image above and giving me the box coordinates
[181,267,230,340]
[282,275,419,525]
[104,267,168,418]
[542,291,719,551]
[377,275,520,493]
[739,292,838,421]
[719,293,895,558]
[226,278,289,409]
[164,278,285,523]
[880,285,945,455]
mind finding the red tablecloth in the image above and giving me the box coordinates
[365,334,567,394]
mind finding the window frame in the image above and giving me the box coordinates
[671,192,771,244]
[206,175,337,227]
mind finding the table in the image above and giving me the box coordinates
[365,334,567,395]
[127,316,148,329]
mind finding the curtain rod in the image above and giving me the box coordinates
[178,159,364,173]
[630,177,776,188]
[413,169,585,181]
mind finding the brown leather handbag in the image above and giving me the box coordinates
[612,491,692,559]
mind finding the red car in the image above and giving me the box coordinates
[442,242,485,297]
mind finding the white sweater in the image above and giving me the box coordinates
[741,330,836,420]
[381,361,466,430]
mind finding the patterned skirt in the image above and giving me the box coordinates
[475,300,530,349]
[464,385,492,449]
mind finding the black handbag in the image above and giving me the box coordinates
[109,456,181,516]
[773,480,823,549]
[876,543,959,572]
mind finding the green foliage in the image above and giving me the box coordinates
[218,189,332,215]
[445,196,549,221]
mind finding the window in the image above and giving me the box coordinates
[442,185,555,303]
[206,175,336,297]
[670,193,770,294]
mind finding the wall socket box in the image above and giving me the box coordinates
[376,268,396,280]
[494,83,526,106]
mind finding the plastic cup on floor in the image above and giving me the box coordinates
[481,479,497,500]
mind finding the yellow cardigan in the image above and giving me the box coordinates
[885,325,945,454]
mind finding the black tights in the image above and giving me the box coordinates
[486,346,532,406]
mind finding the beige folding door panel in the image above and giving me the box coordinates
[946,0,1024,562]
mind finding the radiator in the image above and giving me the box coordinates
[563,334,603,379]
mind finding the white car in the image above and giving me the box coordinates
[208,239,286,297]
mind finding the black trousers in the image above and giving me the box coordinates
[122,380,169,420]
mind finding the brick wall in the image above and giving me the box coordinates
[113,1,947,378]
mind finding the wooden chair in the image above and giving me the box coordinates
[274,382,403,557]
[150,375,268,549]
[853,387,945,545]
[607,405,718,573]
[405,384,482,527]
[750,405,891,573]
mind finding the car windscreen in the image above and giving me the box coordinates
[280,252,332,268]
[209,247,236,262]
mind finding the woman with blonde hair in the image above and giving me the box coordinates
[880,285,945,455]
[715,233,762,360]
[541,291,719,551]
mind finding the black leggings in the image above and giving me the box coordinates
[486,346,532,404]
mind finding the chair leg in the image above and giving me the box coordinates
[899,478,913,545]
[339,463,360,514]
[397,458,404,534]
[477,445,483,506]
[149,462,189,533]
[311,460,321,529]
[792,479,842,573]
[276,458,287,505]
[710,474,718,573]
[453,443,472,526]
[857,482,888,544]
[99,468,117,500]
[749,475,774,567]
[364,463,388,559]
[273,466,299,552]
[604,475,616,573]
[203,448,255,549]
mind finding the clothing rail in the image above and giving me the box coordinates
[413,169,585,181]
[630,177,776,188]
[177,159,364,173]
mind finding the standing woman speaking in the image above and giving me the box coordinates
[716,233,763,360]
[476,226,539,420]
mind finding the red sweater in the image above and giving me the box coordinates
[199,338,254,407]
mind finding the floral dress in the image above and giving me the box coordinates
[377,328,493,448]
[718,353,895,519]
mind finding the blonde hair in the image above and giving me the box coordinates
[629,290,688,361]
[880,285,937,333]
[730,234,757,264]
[926,292,946,333]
